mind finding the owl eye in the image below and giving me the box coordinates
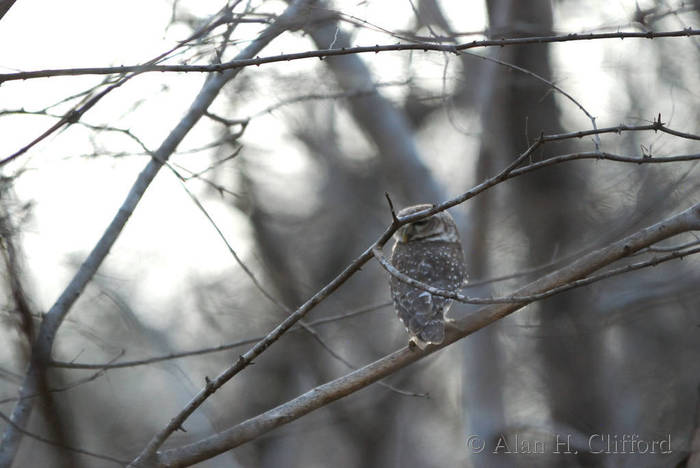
[413,219,430,227]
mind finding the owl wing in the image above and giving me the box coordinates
[390,241,465,347]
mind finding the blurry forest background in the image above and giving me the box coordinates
[1,0,699,467]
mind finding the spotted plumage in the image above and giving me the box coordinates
[389,204,466,349]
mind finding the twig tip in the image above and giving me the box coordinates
[384,192,399,224]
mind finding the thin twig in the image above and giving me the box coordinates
[0,351,125,404]
[462,49,603,147]
[0,6,242,168]
[633,238,700,255]
[49,302,391,370]
[0,410,128,465]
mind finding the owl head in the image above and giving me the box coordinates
[394,204,460,244]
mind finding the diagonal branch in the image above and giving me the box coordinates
[0,0,17,22]
[153,203,700,467]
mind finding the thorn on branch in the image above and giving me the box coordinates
[384,192,399,226]
[176,425,188,433]
[237,354,253,366]
[204,376,215,392]
[653,112,664,130]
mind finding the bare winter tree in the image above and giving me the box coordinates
[0,1,699,467]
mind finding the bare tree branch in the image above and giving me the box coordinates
[126,126,700,468]
[0,410,127,465]
[0,0,17,22]
[125,114,698,466]
[151,203,700,467]
[1,29,697,84]
[373,244,700,304]
[0,351,123,405]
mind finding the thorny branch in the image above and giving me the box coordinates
[1,29,697,84]
[148,202,700,467]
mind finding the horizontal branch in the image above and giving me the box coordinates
[1,28,697,83]
[393,151,700,231]
[373,244,700,304]
[537,120,700,142]
[155,203,700,467]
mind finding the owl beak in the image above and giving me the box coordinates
[400,231,408,243]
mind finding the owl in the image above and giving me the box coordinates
[390,204,466,349]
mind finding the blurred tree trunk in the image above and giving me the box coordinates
[302,6,445,206]
[237,5,455,464]
[480,0,601,465]
[461,47,509,468]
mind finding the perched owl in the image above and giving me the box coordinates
[390,204,466,349]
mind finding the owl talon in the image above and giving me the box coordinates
[408,336,429,350]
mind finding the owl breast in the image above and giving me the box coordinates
[389,240,465,345]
